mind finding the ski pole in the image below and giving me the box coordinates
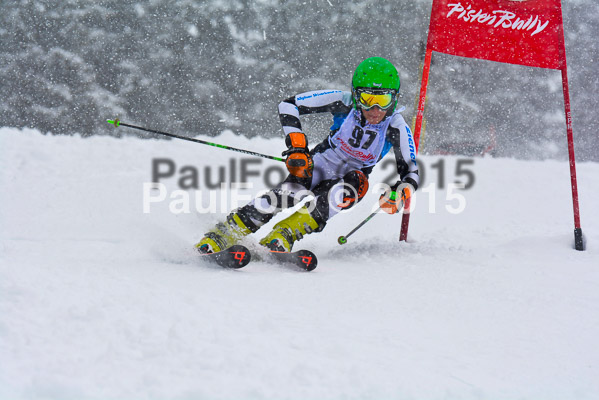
[337,207,381,245]
[106,119,285,162]
[338,189,407,245]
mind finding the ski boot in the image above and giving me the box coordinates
[259,206,321,252]
[195,212,253,254]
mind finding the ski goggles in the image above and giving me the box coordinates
[354,89,396,110]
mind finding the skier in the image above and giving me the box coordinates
[195,56,419,254]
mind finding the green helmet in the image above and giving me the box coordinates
[352,57,400,112]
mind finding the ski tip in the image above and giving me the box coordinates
[225,244,252,268]
[269,249,318,271]
[337,236,347,245]
[292,249,318,271]
[198,244,251,269]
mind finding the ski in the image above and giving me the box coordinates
[197,244,317,271]
[268,249,318,271]
[198,244,251,269]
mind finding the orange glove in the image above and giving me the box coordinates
[285,152,313,178]
[379,181,412,214]
[282,132,313,178]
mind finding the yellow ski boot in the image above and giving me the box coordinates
[195,213,253,254]
[259,206,321,252]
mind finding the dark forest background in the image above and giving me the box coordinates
[1,0,597,160]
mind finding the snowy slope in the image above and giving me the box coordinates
[1,127,598,400]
